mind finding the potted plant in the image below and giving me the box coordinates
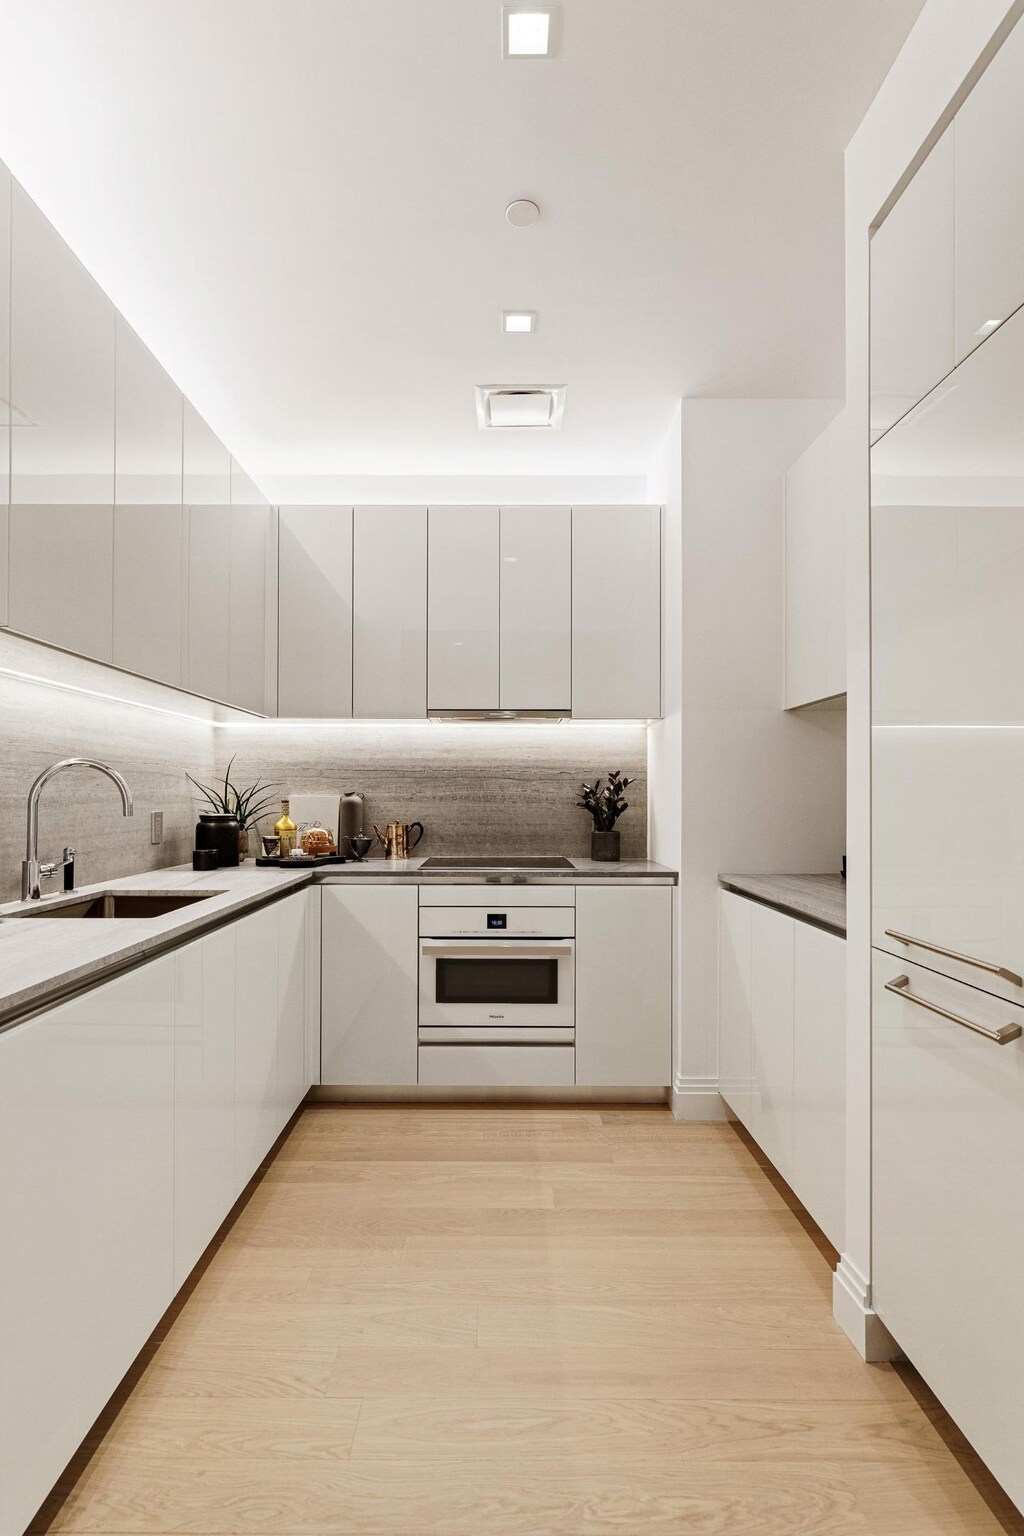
[576,770,635,862]
[187,757,279,863]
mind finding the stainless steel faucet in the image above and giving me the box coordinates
[23,758,134,901]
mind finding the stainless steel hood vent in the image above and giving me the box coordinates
[427,709,568,722]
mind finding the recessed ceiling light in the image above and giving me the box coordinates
[505,199,540,227]
[503,310,536,334]
[503,7,552,58]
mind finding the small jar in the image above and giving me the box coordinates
[196,812,241,868]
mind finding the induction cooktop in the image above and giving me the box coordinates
[419,856,575,870]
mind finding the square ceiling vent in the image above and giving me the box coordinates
[476,385,566,430]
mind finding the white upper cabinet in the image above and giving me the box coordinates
[428,505,499,711]
[183,400,230,505]
[8,181,116,660]
[353,505,426,717]
[185,504,231,702]
[785,414,846,708]
[278,505,353,718]
[954,16,1024,363]
[870,126,955,441]
[112,315,185,686]
[572,505,661,718]
[228,504,273,714]
[499,505,571,711]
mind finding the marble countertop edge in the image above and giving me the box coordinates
[718,873,847,936]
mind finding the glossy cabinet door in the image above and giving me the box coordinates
[0,958,174,1536]
[277,890,308,1126]
[792,922,845,1248]
[8,180,116,660]
[0,161,9,627]
[228,504,272,714]
[499,505,571,711]
[873,950,1024,1512]
[749,903,795,1178]
[572,505,661,718]
[575,886,672,1086]
[353,505,426,717]
[321,885,419,1085]
[784,433,829,707]
[954,16,1024,362]
[183,400,230,505]
[234,903,281,1187]
[278,505,353,718]
[870,126,955,440]
[185,504,231,702]
[173,928,237,1290]
[718,889,755,1124]
[427,505,499,710]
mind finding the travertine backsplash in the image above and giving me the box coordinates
[215,724,648,858]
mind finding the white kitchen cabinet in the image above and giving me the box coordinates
[419,1044,575,1088]
[278,504,353,718]
[113,505,186,686]
[234,902,282,1187]
[954,16,1024,362]
[278,890,308,1124]
[353,505,426,717]
[114,315,183,507]
[186,503,272,711]
[572,505,661,719]
[183,400,230,505]
[792,922,845,1248]
[499,505,571,711]
[718,890,846,1246]
[575,885,672,1086]
[784,415,846,708]
[0,958,175,1536]
[427,505,499,710]
[8,503,114,661]
[173,927,237,1289]
[873,950,1024,1512]
[870,126,955,440]
[228,503,272,714]
[321,884,419,1085]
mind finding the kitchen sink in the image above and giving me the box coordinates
[8,890,224,919]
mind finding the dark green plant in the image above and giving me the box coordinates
[187,755,279,832]
[576,770,635,832]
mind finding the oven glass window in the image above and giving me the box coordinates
[435,957,558,1006]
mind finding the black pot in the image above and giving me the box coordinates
[196,813,241,868]
[591,829,621,863]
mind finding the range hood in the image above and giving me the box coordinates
[427,709,568,722]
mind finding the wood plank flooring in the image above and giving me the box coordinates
[36,1105,1024,1535]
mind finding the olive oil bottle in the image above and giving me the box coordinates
[274,799,297,856]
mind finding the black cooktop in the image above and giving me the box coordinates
[419,856,575,870]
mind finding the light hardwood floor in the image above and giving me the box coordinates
[36,1105,1024,1535]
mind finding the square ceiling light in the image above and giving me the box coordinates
[476,385,566,429]
[502,310,536,333]
[503,7,553,58]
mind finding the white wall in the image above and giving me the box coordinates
[650,399,847,1120]
[836,0,1024,1361]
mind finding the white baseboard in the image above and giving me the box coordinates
[833,1255,902,1362]
[671,1075,733,1122]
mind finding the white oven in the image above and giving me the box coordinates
[418,905,575,1043]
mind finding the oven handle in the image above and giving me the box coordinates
[420,940,574,958]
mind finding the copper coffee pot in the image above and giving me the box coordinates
[373,821,425,860]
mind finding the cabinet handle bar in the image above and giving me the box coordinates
[885,974,1022,1045]
[884,929,1023,988]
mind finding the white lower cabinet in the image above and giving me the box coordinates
[419,1044,575,1088]
[277,890,308,1124]
[575,886,672,1086]
[873,950,1024,1512]
[0,958,175,1536]
[321,885,419,1085]
[234,903,282,1186]
[718,890,845,1248]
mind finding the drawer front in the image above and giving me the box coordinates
[872,950,1024,1511]
[419,884,575,907]
[420,906,574,937]
[418,1044,575,1088]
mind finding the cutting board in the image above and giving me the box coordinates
[287,794,341,841]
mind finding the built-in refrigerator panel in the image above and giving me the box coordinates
[872,301,1024,1004]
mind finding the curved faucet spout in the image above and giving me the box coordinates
[23,758,135,900]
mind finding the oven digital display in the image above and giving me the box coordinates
[486,913,507,929]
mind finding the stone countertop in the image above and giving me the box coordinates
[0,864,312,1032]
[315,857,677,882]
[718,873,846,935]
[0,857,677,1032]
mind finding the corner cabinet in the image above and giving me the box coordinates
[0,890,310,1536]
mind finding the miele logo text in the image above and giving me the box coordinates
[489,1014,505,1019]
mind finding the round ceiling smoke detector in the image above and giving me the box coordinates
[505,199,540,227]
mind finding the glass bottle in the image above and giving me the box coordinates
[274,799,297,856]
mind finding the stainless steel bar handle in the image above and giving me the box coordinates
[884,928,1023,989]
[885,974,1023,1045]
[421,940,573,957]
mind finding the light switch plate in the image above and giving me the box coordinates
[150,811,163,845]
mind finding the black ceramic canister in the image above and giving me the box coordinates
[195,813,241,868]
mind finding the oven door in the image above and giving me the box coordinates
[419,939,575,1034]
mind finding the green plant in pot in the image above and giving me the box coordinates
[576,771,635,862]
[187,757,278,863]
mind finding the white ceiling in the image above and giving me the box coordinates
[0,0,924,491]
